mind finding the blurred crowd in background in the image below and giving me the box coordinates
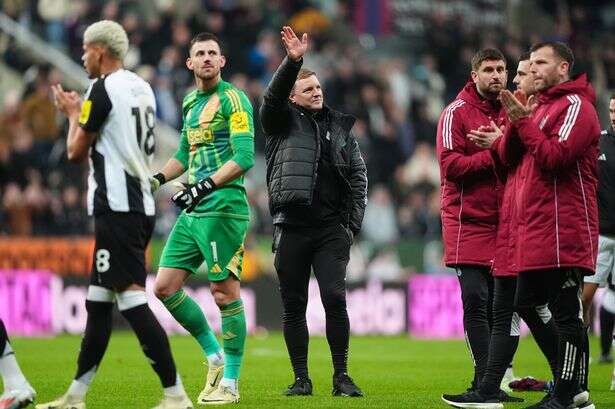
[1,0,615,280]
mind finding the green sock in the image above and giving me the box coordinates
[220,299,246,380]
[163,289,221,357]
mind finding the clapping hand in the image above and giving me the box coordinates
[467,120,504,149]
[511,89,537,112]
[499,90,536,124]
[51,84,81,118]
[280,26,308,62]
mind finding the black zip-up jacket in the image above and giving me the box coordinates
[259,56,368,234]
[598,127,615,235]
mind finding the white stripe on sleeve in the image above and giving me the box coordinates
[442,100,465,150]
[558,95,581,142]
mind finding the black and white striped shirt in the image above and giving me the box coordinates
[79,69,156,216]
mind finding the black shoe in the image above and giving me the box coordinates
[332,373,363,397]
[284,377,313,396]
[498,389,524,403]
[598,354,613,364]
[523,396,573,409]
[441,390,502,408]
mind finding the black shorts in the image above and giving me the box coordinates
[91,212,155,291]
[515,268,583,310]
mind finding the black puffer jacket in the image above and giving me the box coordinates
[259,57,368,234]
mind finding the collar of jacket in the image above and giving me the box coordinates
[536,73,596,104]
[457,80,502,115]
[293,103,356,133]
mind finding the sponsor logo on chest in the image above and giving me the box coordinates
[187,127,214,145]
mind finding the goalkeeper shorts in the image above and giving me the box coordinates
[159,213,248,281]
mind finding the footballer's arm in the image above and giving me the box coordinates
[152,144,253,190]
[151,126,190,189]
[210,160,249,187]
[154,126,254,186]
[211,116,256,186]
[177,131,255,188]
[155,158,186,184]
[52,83,97,163]
[66,121,96,162]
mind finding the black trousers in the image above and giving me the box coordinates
[479,276,558,396]
[600,304,615,357]
[515,268,585,404]
[457,266,494,387]
[273,223,353,379]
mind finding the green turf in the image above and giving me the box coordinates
[7,333,615,408]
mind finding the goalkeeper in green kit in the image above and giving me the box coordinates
[151,32,254,405]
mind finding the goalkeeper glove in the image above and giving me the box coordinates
[171,177,216,213]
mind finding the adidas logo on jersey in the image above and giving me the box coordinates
[210,263,223,273]
[599,153,607,161]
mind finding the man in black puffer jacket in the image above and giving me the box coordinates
[259,26,367,398]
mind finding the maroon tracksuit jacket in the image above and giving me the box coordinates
[437,81,506,268]
[511,74,600,274]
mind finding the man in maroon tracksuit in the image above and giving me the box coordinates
[442,54,567,409]
[437,48,508,396]
[501,42,600,409]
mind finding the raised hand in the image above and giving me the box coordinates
[280,26,308,62]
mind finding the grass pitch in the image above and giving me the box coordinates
[8,333,615,408]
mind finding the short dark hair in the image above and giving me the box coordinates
[530,41,574,72]
[189,32,222,53]
[471,48,506,71]
[519,51,531,62]
[610,93,615,101]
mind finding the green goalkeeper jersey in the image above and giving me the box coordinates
[173,80,254,219]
